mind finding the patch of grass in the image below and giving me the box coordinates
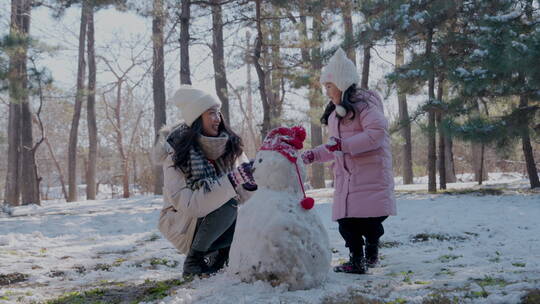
[321,288,384,304]
[0,272,29,286]
[0,249,20,256]
[422,293,458,304]
[441,188,504,196]
[145,233,160,242]
[45,278,188,304]
[521,289,540,304]
[93,263,112,272]
[472,275,508,288]
[48,270,65,278]
[140,279,183,302]
[149,258,179,268]
[489,251,502,263]
[380,241,402,248]
[436,268,455,276]
[112,258,126,267]
[411,233,468,243]
[46,289,108,304]
[400,270,414,284]
[512,262,526,267]
[438,254,462,263]
[465,289,489,299]
[386,298,407,304]
[72,265,86,274]
[414,280,431,285]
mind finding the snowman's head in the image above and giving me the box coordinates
[254,126,308,193]
[251,150,306,193]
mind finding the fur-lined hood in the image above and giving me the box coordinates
[151,123,183,166]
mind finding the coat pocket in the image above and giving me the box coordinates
[158,209,192,243]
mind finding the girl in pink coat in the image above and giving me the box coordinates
[301,48,396,274]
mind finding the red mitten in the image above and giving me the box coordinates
[300,150,315,165]
[324,136,342,152]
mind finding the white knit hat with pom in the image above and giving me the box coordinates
[319,48,359,92]
[170,85,221,126]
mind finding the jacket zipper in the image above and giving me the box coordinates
[337,118,350,218]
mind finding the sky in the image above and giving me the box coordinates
[1,2,421,127]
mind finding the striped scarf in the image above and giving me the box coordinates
[168,124,230,192]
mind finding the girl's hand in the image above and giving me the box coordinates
[324,136,342,152]
[301,150,315,165]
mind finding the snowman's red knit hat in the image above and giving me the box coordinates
[260,126,315,210]
[260,126,306,162]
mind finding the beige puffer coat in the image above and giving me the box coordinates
[153,125,252,254]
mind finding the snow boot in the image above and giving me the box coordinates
[182,249,212,278]
[333,250,367,274]
[207,247,230,273]
[365,241,379,268]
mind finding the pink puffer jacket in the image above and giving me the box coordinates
[312,90,396,221]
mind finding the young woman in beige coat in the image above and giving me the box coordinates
[154,85,256,278]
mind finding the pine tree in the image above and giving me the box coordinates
[447,0,540,188]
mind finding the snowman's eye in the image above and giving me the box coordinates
[258,158,263,163]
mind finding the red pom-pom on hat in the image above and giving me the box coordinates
[300,197,315,210]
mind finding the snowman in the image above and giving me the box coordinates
[228,126,331,291]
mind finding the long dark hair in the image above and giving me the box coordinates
[320,84,368,125]
[167,114,243,173]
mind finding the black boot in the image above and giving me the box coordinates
[183,249,211,278]
[365,241,379,268]
[333,249,367,274]
[207,247,230,273]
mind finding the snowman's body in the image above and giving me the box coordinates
[228,150,331,291]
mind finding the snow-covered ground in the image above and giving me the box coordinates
[1,174,539,303]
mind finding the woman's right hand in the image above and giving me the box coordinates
[301,150,315,165]
[228,162,257,191]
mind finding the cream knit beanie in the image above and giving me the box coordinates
[170,85,221,126]
[319,48,359,92]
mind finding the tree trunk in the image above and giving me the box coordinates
[244,31,259,157]
[436,78,446,190]
[4,97,21,206]
[519,94,540,188]
[8,0,38,205]
[361,45,371,89]
[395,37,413,184]
[179,0,191,85]
[307,9,325,189]
[45,138,68,201]
[444,136,457,183]
[122,158,130,198]
[153,0,166,195]
[86,4,97,200]
[341,0,356,64]
[471,100,485,183]
[67,1,89,202]
[254,0,271,140]
[4,1,24,206]
[211,0,230,123]
[426,28,437,193]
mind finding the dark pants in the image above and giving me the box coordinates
[190,199,237,253]
[337,216,388,254]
